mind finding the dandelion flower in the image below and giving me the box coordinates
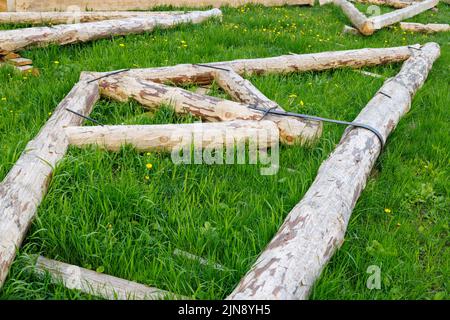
[384,208,392,214]
[146,163,153,170]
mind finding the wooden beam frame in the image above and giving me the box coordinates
[227,42,440,300]
[400,22,450,33]
[335,0,439,35]
[0,44,438,299]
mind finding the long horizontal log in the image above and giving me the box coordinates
[227,42,440,300]
[369,0,439,31]
[11,0,314,12]
[98,75,322,145]
[400,22,450,33]
[0,9,222,52]
[65,121,279,152]
[0,73,100,288]
[35,256,183,300]
[0,11,185,25]
[213,70,283,111]
[350,0,413,9]
[89,45,418,86]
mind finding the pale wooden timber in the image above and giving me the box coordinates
[0,9,222,52]
[0,73,100,288]
[350,0,413,9]
[0,11,187,24]
[65,120,279,152]
[6,0,314,12]
[353,69,385,79]
[228,42,440,300]
[89,45,417,86]
[342,24,361,35]
[213,69,283,111]
[369,0,439,31]
[334,0,373,35]
[35,256,182,300]
[6,57,32,66]
[173,249,228,271]
[98,75,322,145]
[400,22,450,33]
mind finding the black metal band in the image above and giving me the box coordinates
[66,108,104,126]
[87,69,130,83]
[248,105,385,149]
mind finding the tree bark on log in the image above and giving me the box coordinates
[0,11,185,25]
[65,121,279,152]
[342,25,361,35]
[0,9,222,52]
[369,0,439,31]
[0,74,100,288]
[334,0,373,35]
[400,22,450,33]
[35,256,184,300]
[89,45,417,86]
[227,42,440,300]
[213,70,282,111]
[98,75,322,145]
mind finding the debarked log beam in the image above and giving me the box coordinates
[98,76,322,145]
[350,0,413,9]
[400,22,450,33]
[35,256,184,300]
[369,0,439,32]
[227,42,440,300]
[65,120,279,152]
[89,45,418,86]
[213,69,282,111]
[334,0,372,35]
[0,73,100,288]
[0,11,185,25]
[0,9,222,52]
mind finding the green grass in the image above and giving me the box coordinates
[0,4,449,300]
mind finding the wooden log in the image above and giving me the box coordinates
[213,70,283,111]
[0,73,100,288]
[227,42,440,300]
[334,0,373,35]
[98,75,322,145]
[35,256,182,300]
[350,0,413,9]
[89,45,418,86]
[342,24,361,35]
[6,57,32,66]
[173,249,227,271]
[10,0,314,12]
[0,11,186,25]
[0,9,222,52]
[65,121,280,152]
[400,22,450,33]
[369,0,439,31]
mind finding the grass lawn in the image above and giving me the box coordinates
[0,3,448,300]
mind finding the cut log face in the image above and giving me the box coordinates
[0,9,222,52]
[98,75,322,145]
[35,256,184,300]
[227,42,440,300]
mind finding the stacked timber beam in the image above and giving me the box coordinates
[0,44,440,301]
[335,0,439,35]
[0,50,38,75]
[400,22,450,33]
[1,0,314,12]
[0,9,222,52]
